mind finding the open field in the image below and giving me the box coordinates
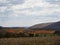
[0,36,60,45]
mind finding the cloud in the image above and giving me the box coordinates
[0,0,25,6]
[9,0,60,16]
[0,7,7,12]
[0,0,60,16]
[45,0,60,4]
[0,0,60,27]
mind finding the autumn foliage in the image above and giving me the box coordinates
[0,28,59,38]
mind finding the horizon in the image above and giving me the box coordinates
[0,0,60,27]
[0,21,60,27]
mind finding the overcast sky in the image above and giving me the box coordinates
[0,0,60,27]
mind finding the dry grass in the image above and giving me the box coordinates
[0,36,60,45]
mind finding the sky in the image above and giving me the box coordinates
[0,0,60,27]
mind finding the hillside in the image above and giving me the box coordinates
[29,21,60,31]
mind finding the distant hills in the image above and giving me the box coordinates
[29,21,60,31]
[0,21,60,38]
[0,21,60,31]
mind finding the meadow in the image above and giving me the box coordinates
[0,36,60,45]
[0,27,60,45]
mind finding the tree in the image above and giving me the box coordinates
[5,32,15,38]
[0,26,2,30]
[0,33,3,38]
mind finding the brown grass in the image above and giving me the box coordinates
[0,36,60,45]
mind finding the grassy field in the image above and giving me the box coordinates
[0,36,60,45]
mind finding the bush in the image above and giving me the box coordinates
[5,32,15,38]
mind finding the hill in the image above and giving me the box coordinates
[29,21,60,31]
